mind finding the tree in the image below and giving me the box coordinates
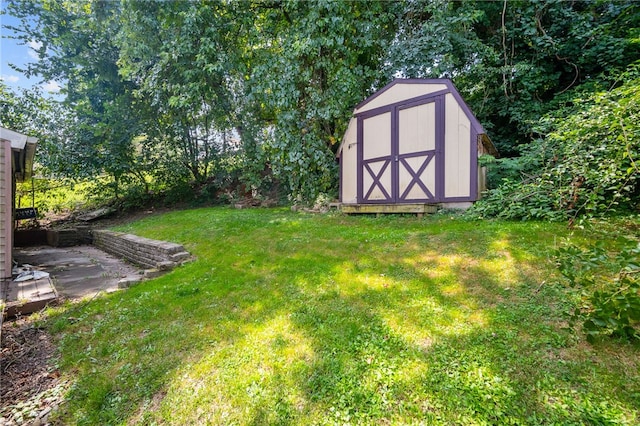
[386,0,640,156]
[247,0,401,200]
[6,0,150,199]
[0,82,69,176]
[6,0,638,208]
[118,0,245,185]
[118,0,401,201]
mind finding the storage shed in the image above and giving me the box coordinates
[337,79,496,214]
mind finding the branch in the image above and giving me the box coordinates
[501,0,510,99]
[535,15,579,95]
[620,118,639,174]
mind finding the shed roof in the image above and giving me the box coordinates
[337,79,497,157]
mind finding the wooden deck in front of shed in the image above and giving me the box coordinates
[341,203,438,217]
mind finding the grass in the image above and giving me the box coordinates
[40,208,639,425]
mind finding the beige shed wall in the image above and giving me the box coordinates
[355,84,448,114]
[0,140,12,280]
[444,93,471,198]
[398,103,436,200]
[363,161,391,201]
[340,118,358,204]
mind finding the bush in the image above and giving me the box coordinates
[469,62,640,221]
[469,179,568,221]
[555,239,640,342]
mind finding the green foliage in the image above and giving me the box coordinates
[0,83,70,177]
[556,239,640,342]
[117,0,243,184]
[248,0,401,201]
[539,65,640,217]
[470,62,640,221]
[467,179,568,221]
[5,0,155,200]
[387,0,640,155]
[4,0,640,208]
[15,178,96,217]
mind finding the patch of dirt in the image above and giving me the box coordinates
[127,390,166,425]
[1,317,66,425]
[16,204,181,234]
[47,206,174,230]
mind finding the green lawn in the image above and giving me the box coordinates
[44,208,638,425]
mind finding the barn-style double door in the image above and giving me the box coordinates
[357,95,443,204]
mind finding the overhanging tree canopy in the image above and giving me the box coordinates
[3,0,639,212]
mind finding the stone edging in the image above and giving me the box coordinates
[92,230,191,279]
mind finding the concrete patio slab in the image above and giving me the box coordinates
[13,245,143,300]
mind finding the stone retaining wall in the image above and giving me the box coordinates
[15,228,93,247]
[92,230,190,270]
[47,227,92,247]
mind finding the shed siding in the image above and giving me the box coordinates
[356,84,447,114]
[444,93,471,198]
[340,79,492,208]
[362,112,391,160]
[398,103,437,201]
[399,155,436,200]
[363,163,391,200]
[340,118,358,203]
[0,141,11,280]
[399,102,436,153]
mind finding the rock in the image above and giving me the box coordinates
[156,261,175,271]
[143,269,163,279]
[77,207,116,222]
[170,252,190,262]
[118,277,141,288]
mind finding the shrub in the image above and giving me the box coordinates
[469,62,640,221]
[555,239,640,342]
